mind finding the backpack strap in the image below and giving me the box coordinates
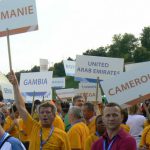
[0,135,11,149]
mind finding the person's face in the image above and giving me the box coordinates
[102,106,123,130]
[75,98,85,107]
[96,116,105,135]
[39,107,55,127]
[1,108,9,117]
[82,106,93,120]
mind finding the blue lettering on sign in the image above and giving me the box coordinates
[24,78,47,85]
[77,67,92,73]
[66,65,75,69]
[4,88,12,94]
[88,61,109,67]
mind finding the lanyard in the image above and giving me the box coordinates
[95,131,101,137]
[0,132,7,145]
[40,126,54,150]
[103,136,117,150]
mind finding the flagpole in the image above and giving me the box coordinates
[7,29,12,71]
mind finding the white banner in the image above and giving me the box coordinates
[76,82,102,102]
[63,60,75,76]
[0,72,14,102]
[52,77,65,88]
[101,66,150,106]
[75,55,124,80]
[125,61,150,72]
[0,0,38,37]
[40,59,48,72]
[20,72,53,102]
[1,83,14,102]
[56,88,75,99]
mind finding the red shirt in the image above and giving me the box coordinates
[92,128,136,150]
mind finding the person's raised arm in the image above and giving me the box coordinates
[8,71,28,121]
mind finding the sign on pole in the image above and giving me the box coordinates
[52,77,65,88]
[0,0,38,37]
[20,72,53,102]
[76,82,102,102]
[56,88,75,99]
[63,60,75,76]
[101,66,150,106]
[0,72,14,102]
[75,55,124,82]
[40,59,49,72]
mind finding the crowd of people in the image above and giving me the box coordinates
[0,71,149,150]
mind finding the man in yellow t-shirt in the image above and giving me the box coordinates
[67,106,89,150]
[139,125,150,150]
[8,71,71,150]
[3,105,22,138]
[82,102,96,134]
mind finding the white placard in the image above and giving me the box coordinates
[0,72,10,84]
[40,59,48,72]
[101,66,150,106]
[0,0,38,37]
[76,82,102,101]
[20,72,53,101]
[1,83,14,101]
[75,55,124,80]
[125,61,150,72]
[56,88,75,99]
[52,77,65,88]
[63,60,75,76]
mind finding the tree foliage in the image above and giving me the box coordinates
[140,26,150,50]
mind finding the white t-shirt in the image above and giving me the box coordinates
[126,114,146,136]
[0,133,26,150]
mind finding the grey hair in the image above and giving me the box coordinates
[68,106,83,119]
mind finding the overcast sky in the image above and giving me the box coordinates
[0,0,150,74]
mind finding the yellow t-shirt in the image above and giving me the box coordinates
[23,113,71,150]
[67,122,90,150]
[87,117,96,135]
[144,120,150,128]
[120,124,130,133]
[139,125,150,149]
[53,114,65,131]
[85,133,99,150]
[3,116,22,138]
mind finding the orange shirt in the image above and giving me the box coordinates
[3,116,22,138]
[87,117,96,135]
[139,125,150,149]
[67,122,89,150]
[85,133,99,150]
[120,124,130,133]
[53,114,65,131]
[23,113,70,150]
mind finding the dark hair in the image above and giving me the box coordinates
[25,103,32,114]
[73,95,83,105]
[122,109,128,124]
[103,102,123,114]
[0,112,5,126]
[83,102,94,112]
[38,102,56,115]
[9,105,18,113]
[61,102,70,113]
[95,115,102,124]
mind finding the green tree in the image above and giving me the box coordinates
[108,33,139,62]
[53,61,65,77]
[140,26,150,50]
[133,47,150,62]
[83,47,108,57]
